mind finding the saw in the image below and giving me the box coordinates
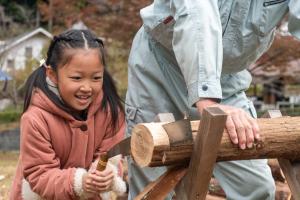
[96,113,192,171]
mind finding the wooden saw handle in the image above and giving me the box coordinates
[97,153,108,171]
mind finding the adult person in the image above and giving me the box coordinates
[125,1,300,199]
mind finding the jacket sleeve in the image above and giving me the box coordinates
[171,0,223,106]
[98,111,125,154]
[21,113,79,200]
[288,0,300,40]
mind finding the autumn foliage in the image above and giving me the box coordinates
[37,0,151,46]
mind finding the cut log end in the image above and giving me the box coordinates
[131,124,155,167]
[131,122,171,167]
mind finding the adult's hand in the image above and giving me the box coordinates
[196,99,260,149]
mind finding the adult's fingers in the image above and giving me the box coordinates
[241,113,254,148]
[225,115,238,145]
[247,115,260,140]
[231,113,246,149]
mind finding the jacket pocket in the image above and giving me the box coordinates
[147,16,175,50]
[250,0,288,37]
[126,105,138,121]
[125,105,139,136]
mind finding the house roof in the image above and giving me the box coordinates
[71,20,88,30]
[0,27,52,55]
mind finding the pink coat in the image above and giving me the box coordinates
[10,89,125,200]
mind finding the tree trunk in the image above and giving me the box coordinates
[131,117,300,167]
[48,0,53,32]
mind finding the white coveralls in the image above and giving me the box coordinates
[125,0,300,199]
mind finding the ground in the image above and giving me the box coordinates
[0,122,19,133]
[0,151,19,199]
[0,152,292,199]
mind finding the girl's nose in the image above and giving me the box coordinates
[80,83,92,92]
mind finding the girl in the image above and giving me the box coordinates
[10,29,126,200]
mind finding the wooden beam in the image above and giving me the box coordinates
[131,116,300,167]
[134,166,187,200]
[278,159,300,200]
[175,107,227,200]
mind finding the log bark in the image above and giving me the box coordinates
[131,116,300,167]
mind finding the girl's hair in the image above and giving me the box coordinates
[23,29,124,131]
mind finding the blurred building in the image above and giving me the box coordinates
[0,27,52,73]
[249,23,300,110]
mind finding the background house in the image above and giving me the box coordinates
[0,27,52,73]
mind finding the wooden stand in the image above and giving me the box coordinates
[134,109,300,200]
[175,107,227,200]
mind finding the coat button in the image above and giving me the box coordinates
[80,124,88,131]
[202,85,208,91]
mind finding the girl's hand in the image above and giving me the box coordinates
[196,99,260,150]
[88,158,99,173]
[82,168,114,194]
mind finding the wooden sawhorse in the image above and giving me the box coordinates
[134,108,300,200]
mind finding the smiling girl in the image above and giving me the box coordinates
[10,29,126,200]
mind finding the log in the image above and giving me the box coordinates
[131,116,300,167]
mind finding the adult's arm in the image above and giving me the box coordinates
[288,0,300,40]
[171,1,259,149]
[171,0,223,106]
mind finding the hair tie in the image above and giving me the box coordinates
[40,59,50,69]
[95,38,104,46]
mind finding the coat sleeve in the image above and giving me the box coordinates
[171,0,223,106]
[98,111,125,153]
[288,0,300,40]
[20,113,80,200]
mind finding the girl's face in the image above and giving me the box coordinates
[49,49,104,112]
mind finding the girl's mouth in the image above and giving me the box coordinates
[75,95,91,105]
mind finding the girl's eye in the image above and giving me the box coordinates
[94,76,103,81]
[70,76,81,80]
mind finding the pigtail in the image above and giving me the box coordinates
[102,68,124,133]
[94,37,124,133]
[23,66,47,113]
[22,35,60,114]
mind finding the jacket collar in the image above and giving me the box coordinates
[30,89,103,122]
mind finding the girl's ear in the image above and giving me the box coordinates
[45,66,58,85]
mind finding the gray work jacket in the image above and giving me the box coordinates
[141,0,300,106]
